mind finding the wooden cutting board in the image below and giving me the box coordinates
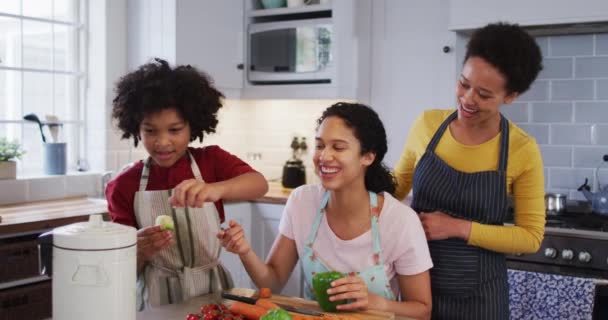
[226,288,395,320]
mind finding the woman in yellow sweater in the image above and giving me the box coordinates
[394,22,545,319]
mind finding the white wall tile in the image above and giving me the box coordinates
[0,179,29,205]
[27,176,66,202]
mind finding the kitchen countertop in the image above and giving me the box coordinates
[0,196,109,235]
[137,288,409,320]
[0,182,293,236]
[253,181,292,204]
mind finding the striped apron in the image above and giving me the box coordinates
[134,152,233,310]
[411,111,510,320]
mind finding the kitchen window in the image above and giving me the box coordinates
[0,0,86,176]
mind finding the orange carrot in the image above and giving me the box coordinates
[255,298,281,310]
[259,287,272,299]
[228,301,268,320]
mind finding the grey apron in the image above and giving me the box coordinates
[411,111,510,320]
[134,152,233,310]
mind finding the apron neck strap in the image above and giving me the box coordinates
[306,190,381,248]
[426,111,510,172]
[139,150,203,191]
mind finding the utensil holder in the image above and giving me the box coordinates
[43,142,66,175]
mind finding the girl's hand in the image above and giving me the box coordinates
[217,220,251,256]
[327,275,387,312]
[419,211,471,241]
[169,179,224,208]
[137,225,173,263]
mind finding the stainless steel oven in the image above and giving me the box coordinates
[506,205,608,319]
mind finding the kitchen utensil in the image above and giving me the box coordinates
[545,193,567,216]
[23,113,46,143]
[221,292,257,304]
[282,137,306,188]
[221,292,325,317]
[275,303,324,316]
[39,214,137,320]
[43,142,67,175]
[45,114,61,142]
[579,155,608,215]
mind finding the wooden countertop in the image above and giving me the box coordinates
[253,181,292,204]
[137,288,408,320]
[0,182,292,236]
[0,196,109,235]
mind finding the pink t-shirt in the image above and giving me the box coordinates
[279,184,433,297]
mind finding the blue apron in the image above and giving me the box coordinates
[411,111,510,319]
[301,191,395,301]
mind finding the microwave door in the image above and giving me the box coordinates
[248,19,333,84]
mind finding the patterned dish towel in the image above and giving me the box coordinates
[508,269,597,320]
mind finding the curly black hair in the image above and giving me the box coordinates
[111,58,224,146]
[317,102,396,194]
[465,22,543,95]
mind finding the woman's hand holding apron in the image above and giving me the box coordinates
[419,211,472,241]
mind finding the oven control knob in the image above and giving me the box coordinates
[561,249,574,261]
[578,251,592,263]
[544,248,557,259]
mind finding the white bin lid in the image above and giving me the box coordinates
[53,214,137,250]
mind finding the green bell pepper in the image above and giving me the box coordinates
[312,271,346,312]
[260,308,292,320]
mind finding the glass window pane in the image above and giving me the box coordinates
[23,71,53,119]
[54,0,76,22]
[53,25,75,71]
[53,74,76,120]
[0,0,20,15]
[0,17,23,68]
[23,20,53,70]
[23,0,53,19]
[21,121,44,173]
[0,123,22,146]
[0,70,23,120]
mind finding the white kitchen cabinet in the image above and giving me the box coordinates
[127,0,244,98]
[369,0,457,166]
[250,202,305,298]
[448,0,608,31]
[221,202,305,297]
[221,202,254,290]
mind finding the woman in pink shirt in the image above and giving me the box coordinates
[219,103,432,319]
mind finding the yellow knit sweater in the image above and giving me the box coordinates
[394,109,545,254]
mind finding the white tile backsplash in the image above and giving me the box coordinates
[0,179,28,205]
[27,176,66,202]
[0,173,102,205]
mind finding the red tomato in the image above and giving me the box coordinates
[186,314,201,320]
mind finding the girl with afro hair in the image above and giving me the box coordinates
[106,58,268,309]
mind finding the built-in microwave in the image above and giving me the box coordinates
[247,18,333,85]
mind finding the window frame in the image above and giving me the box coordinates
[0,0,87,176]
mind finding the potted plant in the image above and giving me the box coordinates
[0,138,25,179]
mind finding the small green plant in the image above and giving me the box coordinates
[0,138,25,161]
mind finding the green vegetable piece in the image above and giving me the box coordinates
[260,308,292,320]
[312,271,346,312]
[155,215,175,231]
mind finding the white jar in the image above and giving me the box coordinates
[51,215,137,320]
